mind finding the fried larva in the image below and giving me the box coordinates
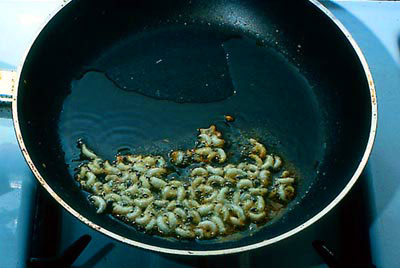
[77,125,297,240]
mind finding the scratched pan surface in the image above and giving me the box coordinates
[15,0,372,253]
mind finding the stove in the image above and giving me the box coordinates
[1,1,399,267]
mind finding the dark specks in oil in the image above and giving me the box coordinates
[117,147,131,155]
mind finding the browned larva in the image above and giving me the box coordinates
[225,115,235,122]
[76,125,297,239]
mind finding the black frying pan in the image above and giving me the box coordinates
[10,0,376,255]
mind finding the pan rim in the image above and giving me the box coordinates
[11,0,378,256]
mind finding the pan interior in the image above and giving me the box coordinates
[60,25,323,169]
[16,0,372,252]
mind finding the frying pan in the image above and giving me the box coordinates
[0,0,377,255]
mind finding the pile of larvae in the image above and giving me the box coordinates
[76,125,296,239]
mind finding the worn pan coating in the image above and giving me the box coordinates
[12,0,376,255]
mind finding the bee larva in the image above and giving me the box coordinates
[183,199,200,209]
[249,211,266,222]
[217,187,229,202]
[261,155,274,170]
[249,154,263,167]
[248,188,268,196]
[92,182,103,194]
[281,185,295,201]
[135,214,152,226]
[276,184,294,202]
[211,216,226,234]
[112,204,133,215]
[154,200,169,207]
[199,125,220,136]
[104,161,121,175]
[87,160,103,175]
[138,187,152,196]
[143,156,157,166]
[204,191,218,202]
[162,186,177,200]
[102,183,113,194]
[125,184,139,195]
[145,218,157,231]
[157,215,171,234]
[233,191,240,205]
[134,196,154,208]
[207,152,219,163]
[225,168,246,180]
[104,174,118,182]
[146,167,166,177]
[176,227,195,238]
[196,220,218,238]
[211,135,225,148]
[215,204,229,222]
[198,134,212,145]
[120,171,130,182]
[77,166,89,179]
[259,169,270,181]
[132,162,146,173]
[126,207,142,220]
[193,147,213,161]
[155,156,166,168]
[246,170,259,180]
[191,167,208,177]
[242,199,254,212]
[177,186,186,201]
[167,200,177,211]
[121,195,134,205]
[249,138,267,159]
[170,180,183,187]
[191,177,205,188]
[139,176,151,189]
[150,177,167,189]
[81,143,98,160]
[189,210,201,224]
[273,156,282,170]
[104,193,121,202]
[240,192,252,202]
[116,162,131,171]
[247,164,259,172]
[173,208,187,219]
[77,125,298,240]
[256,196,265,211]
[167,212,178,228]
[90,195,106,214]
[229,205,246,225]
[206,165,224,176]
[237,179,253,189]
[188,187,196,199]
[128,172,138,183]
[198,204,214,216]
[276,177,295,184]
[170,151,185,166]
[224,163,236,171]
[198,184,213,193]
[85,172,97,187]
[207,175,225,186]
[126,155,142,163]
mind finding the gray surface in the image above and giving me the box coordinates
[0,2,59,268]
[324,2,400,268]
[0,106,37,268]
